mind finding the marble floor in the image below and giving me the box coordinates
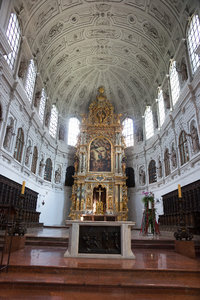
[0,227,199,269]
[0,227,200,299]
[1,245,200,270]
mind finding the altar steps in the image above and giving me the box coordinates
[132,239,200,256]
[0,263,200,299]
[25,236,68,247]
[0,235,68,248]
[1,235,200,255]
[132,239,175,250]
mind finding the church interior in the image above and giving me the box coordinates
[0,0,200,299]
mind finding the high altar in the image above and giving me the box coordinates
[65,87,135,259]
[69,87,128,221]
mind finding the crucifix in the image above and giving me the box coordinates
[97,186,103,202]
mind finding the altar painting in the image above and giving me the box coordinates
[89,138,111,172]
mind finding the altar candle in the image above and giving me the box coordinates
[21,181,26,194]
[178,184,182,198]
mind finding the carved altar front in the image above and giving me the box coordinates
[69,87,128,221]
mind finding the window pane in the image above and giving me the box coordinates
[25,59,37,102]
[158,89,165,126]
[4,13,21,70]
[169,61,180,106]
[68,117,80,146]
[122,118,134,147]
[39,88,46,122]
[49,105,58,138]
[187,15,200,74]
[145,106,154,139]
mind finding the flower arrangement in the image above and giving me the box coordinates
[140,191,160,235]
[142,191,154,205]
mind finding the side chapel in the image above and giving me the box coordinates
[69,87,128,221]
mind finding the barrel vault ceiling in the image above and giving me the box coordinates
[14,0,197,118]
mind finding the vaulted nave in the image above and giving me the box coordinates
[0,0,200,299]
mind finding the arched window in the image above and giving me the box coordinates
[158,89,165,127]
[169,61,180,106]
[4,13,21,70]
[179,130,189,165]
[122,118,134,147]
[44,158,52,182]
[31,146,38,174]
[49,105,58,138]
[25,59,37,102]
[13,128,24,162]
[187,14,200,74]
[148,160,157,184]
[38,88,46,122]
[68,117,80,146]
[145,106,154,139]
[164,148,171,176]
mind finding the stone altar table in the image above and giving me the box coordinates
[64,220,135,259]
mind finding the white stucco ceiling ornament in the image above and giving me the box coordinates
[15,0,197,117]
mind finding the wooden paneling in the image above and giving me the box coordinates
[159,180,200,234]
[0,175,40,228]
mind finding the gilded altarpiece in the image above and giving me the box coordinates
[69,87,128,221]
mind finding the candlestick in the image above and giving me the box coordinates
[21,181,26,194]
[178,184,182,198]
